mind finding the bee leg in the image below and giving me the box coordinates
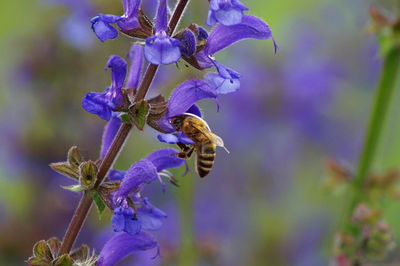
[175,144,195,159]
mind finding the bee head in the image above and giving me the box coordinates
[170,115,185,130]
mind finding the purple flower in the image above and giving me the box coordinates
[196,15,276,68]
[82,56,127,121]
[91,0,141,42]
[111,197,167,234]
[205,60,241,94]
[157,80,218,132]
[144,0,181,65]
[115,148,185,198]
[112,206,141,235]
[206,0,248,27]
[98,232,158,266]
[82,45,143,120]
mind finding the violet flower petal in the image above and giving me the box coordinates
[157,133,179,144]
[108,169,127,181]
[155,0,167,32]
[91,14,122,42]
[98,232,157,266]
[126,44,143,90]
[144,0,181,64]
[204,15,273,56]
[166,80,217,118]
[125,217,141,235]
[206,0,248,27]
[116,160,158,199]
[100,115,122,158]
[205,61,241,94]
[106,55,127,93]
[145,148,185,172]
[179,30,196,57]
[144,33,181,65]
[116,0,141,31]
[197,27,209,41]
[82,90,112,121]
[111,208,125,232]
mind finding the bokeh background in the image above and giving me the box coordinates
[1,0,400,265]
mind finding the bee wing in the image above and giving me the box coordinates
[209,133,230,154]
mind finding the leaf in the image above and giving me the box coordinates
[79,161,98,189]
[49,162,79,180]
[70,244,89,262]
[46,237,61,259]
[53,254,73,266]
[61,184,85,193]
[92,190,106,216]
[67,146,83,168]
[129,100,150,130]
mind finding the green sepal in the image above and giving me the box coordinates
[46,237,61,260]
[98,182,121,210]
[26,256,51,266]
[92,190,106,216]
[79,161,98,189]
[61,184,85,193]
[129,100,150,130]
[119,113,131,124]
[49,162,79,180]
[53,254,73,266]
[33,240,52,260]
[67,146,83,168]
[70,244,89,262]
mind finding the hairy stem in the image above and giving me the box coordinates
[58,0,191,256]
[342,47,400,234]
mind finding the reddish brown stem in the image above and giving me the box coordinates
[58,0,190,256]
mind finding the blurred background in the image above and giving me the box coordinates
[1,0,400,265]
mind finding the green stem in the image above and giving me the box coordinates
[177,172,196,266]
[342,47,400,233]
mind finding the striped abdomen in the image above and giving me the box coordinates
[196,142,216,178]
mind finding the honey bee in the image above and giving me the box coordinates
[170,113,229,177]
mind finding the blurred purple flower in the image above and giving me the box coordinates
[98,232,158,266]
[144,0,181,65]
[91,0,141,42]
[206,0,248,27]
[101,114,122,158]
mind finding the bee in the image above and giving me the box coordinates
[170,113,229,177]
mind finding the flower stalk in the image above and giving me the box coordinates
[58,0,190,255]
[342,46,400,234]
